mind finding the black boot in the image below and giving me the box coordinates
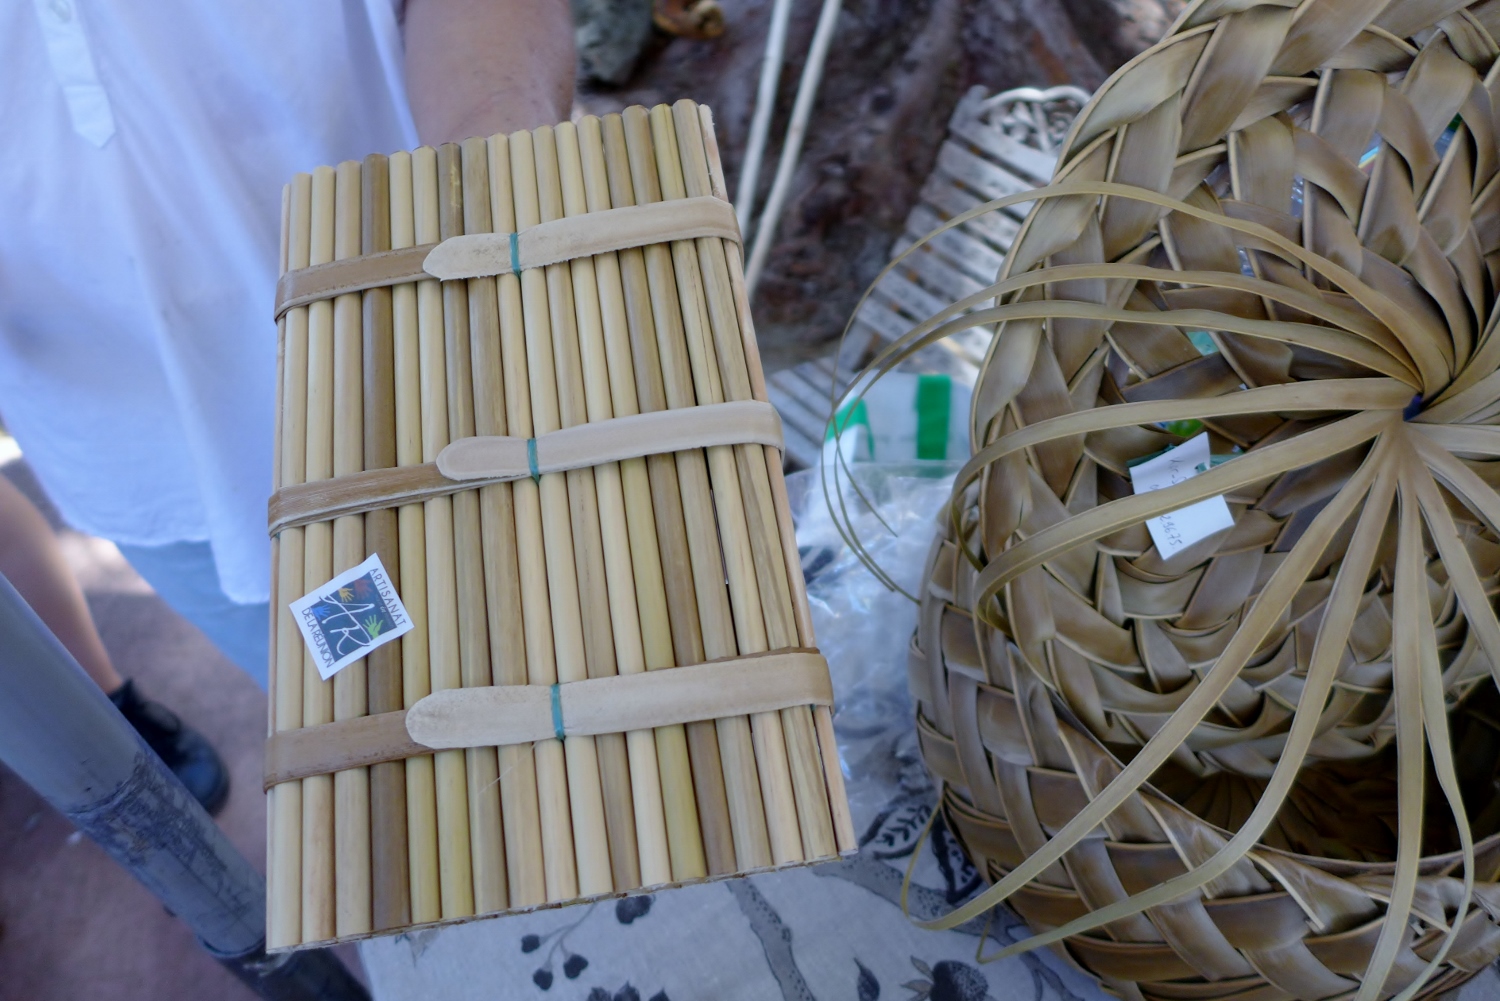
[109,680,230,815]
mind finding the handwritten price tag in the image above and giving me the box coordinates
[1128,433,1235,558]
[289,553,413,681]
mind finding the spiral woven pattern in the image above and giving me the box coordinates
[830,0,1500,997]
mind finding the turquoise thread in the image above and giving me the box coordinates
[510,231,522,276]
[527,438,540,483]
[550,683,564,741]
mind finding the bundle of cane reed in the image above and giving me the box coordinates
[265,102,853,950]
[831,1,1500,998]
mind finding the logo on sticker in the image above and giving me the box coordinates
[289,554,413,681]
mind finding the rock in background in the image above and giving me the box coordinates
[574,0,656,85]
[577,0,1182,370]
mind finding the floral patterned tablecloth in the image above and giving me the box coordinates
[360,467,1500,1001]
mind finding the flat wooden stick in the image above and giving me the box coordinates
[615,107,775,871]
[696,106,855,853]
[301,164,338,942]
[437,142,508,914]
[463,135,547,909]
[413,145,476,919]
[269,172,312,950]
[600,114,737,877]
[669,102,838,860]
[513,126,615,897]
[556,119,674,888]
[331,160,374,938]
[362,153,414,930]
[488,131,579,903]
[389,151,443,923]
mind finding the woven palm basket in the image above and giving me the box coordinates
[830,1,1500,999]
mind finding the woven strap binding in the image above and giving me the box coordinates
[264,649,832,788]
[267,399,783,535]
[274,195,739,319]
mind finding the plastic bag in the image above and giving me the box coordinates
[786,461,957,834]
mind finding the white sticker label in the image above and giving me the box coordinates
[289,554,413,681]
[1128,432,1235,558]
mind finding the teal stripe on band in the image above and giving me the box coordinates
[550,683,564,741]
[510,231,522,276]
[527,438,540,483]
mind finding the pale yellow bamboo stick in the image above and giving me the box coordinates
[536,124,641,891]
[620,106,783,868]
[412,145,476,918]
[697,105,856,853]
[580,117,710,883]
[513,126,614,897]
[556,119,671,887]
[436,141,507,914]
[668,102,837,860]
[600,117,732,878]
[486,132,579,903]
[269,173,312,950]
[643,104,803,866]
[468,134,548,909]
[267,181,288,943]
[331,160,374,937]
[301,164,338,942]
[389,151,444,922]
[603,112,751,874]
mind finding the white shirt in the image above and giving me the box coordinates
[0,0,419,603]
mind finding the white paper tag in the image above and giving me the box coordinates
[289,554,414,681]
[1128,433,1235,558]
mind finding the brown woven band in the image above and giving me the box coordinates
[267,400,783,536]
[274,195,740,319]
[265,649,832,788]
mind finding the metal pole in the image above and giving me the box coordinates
[0,571,368,1001]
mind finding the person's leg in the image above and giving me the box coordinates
[0,474,124,691]
[113,540,270,688]
[0,474,229,813]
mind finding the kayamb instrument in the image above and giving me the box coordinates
[832,1,1500,998]
[265,101,854,950]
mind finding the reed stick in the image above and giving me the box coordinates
[597,111,738,876]
[697,107,856,853]
[267,181,288,945]
[638,105,803,866]
[389,151,444,923]
[486,132,580,903]
[513,126,614,897]
[578,117,710,883]
[466,135,548,908]
[556,120,677,888]
[301,164,338,941]
[412,145,476,918]
[331,160,374,937]
[668,102,838,860]
[612,109,774,870]
[362,154,415,927]
[536,124,643,891]
[437,142,508,914]
[269,173,313,950]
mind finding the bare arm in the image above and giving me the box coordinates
[403,0,576,146]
